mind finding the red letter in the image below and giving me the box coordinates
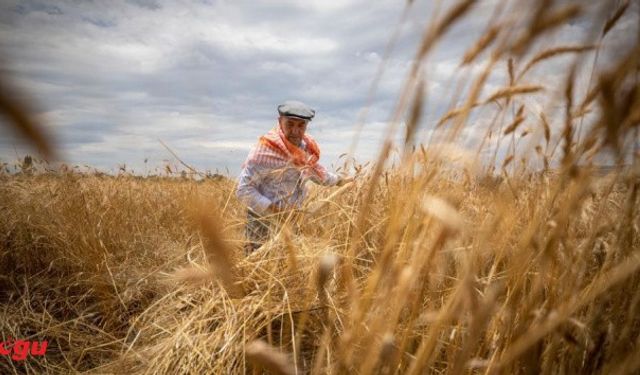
[0,340,9,356]
[11,340,29,361]
[30,341,48,356]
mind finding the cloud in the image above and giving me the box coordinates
[0,0,636,175]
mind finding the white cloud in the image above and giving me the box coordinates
[196,141,254,150]
[1,0,636,175]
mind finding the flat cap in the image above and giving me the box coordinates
[277,100,315,120]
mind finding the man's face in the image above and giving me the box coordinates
[279,116,308,145]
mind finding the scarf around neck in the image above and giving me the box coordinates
[243,126,326,181]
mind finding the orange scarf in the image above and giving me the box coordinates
[244,126,326,181]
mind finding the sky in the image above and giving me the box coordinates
[0,0,637,176]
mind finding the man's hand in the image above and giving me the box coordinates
[267,202,282,214]
[336,176,354,187]
[267,202,292,214]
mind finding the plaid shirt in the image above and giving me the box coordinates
[237,139,338,215]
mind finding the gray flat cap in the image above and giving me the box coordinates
[277,100,315,120]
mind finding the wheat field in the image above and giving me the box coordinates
[1,0,640,374]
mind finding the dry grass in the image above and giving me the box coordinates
[1,156,638,374]
[2,0,640,373]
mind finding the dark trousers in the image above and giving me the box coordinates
[243,208,304,255]
[244,209,272,255]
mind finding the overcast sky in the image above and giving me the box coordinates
[0,0,637,176]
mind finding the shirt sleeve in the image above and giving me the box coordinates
[309,163,340,186]
[236,163,273,215]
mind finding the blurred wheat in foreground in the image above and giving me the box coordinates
[2,0,640,374]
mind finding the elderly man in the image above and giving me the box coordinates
[237,100,350,254]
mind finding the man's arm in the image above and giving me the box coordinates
[306,163,339,186]
[309,164,354,187]
[236,164,274,215]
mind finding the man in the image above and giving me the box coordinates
[236,100,351,254]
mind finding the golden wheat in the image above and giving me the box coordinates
[1,0,639,374]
